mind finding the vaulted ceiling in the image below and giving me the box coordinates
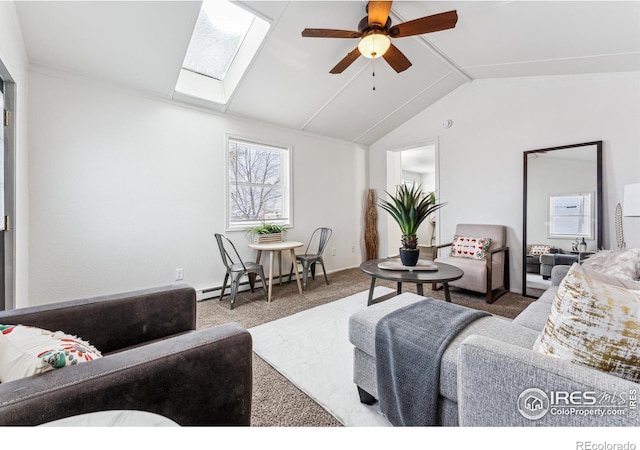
[14,1,640,146]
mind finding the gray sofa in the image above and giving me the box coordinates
[0,285,252,426]
[349,265,639,426]
[539,252,578,279]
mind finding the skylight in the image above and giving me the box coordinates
[182,1,254,81]
[174,1,270,106]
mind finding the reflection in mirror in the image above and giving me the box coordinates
[523,141,602,298]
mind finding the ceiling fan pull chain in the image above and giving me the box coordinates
[372,58,376,91]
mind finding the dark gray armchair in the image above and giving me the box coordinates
[0,285,252,426]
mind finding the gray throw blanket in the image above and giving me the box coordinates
[375,298,490,426]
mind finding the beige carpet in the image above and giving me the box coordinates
[196,267,534,427]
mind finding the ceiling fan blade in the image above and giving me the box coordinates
[382,43,412,73]
[368,1,392,27]
[302,28,362,38]
[389,10,458,38]
[330,47,362,74]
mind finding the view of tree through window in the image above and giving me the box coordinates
[228,138,290,227]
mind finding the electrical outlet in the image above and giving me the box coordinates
[351,245,355,253]
[331,247,336,256]
[175,268,184,281]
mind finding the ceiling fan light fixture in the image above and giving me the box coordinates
[358,31,391,59]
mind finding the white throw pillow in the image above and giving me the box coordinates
[582,266,640,290]
[0,324,102,383]
[533,263,640,382]
[581,248,640,281]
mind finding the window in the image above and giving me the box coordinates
[174,1,270,106]
[182,1,254,81]
[548,192,594,239]
[226,137,292,230]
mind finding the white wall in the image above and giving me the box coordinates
[28,69,366,305]
[370,72,640,293]
[0,1,30,308]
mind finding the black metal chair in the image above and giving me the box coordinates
[215,233,267,309]
[288,228,332,290]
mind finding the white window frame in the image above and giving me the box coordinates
[225,135,292,231]
[547,192,594,239]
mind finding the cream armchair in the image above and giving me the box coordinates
[432,224,510,303]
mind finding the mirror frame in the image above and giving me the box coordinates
[522,141,603,298]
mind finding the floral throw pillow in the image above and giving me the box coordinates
[533,263,640,382]
[450,236,492,260]
[0,324,102,383]
[529,245,551,256]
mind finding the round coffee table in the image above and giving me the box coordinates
[359,259,464,305]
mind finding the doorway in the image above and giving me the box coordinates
[385,141,439,257]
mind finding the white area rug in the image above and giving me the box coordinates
[249,287,395,427]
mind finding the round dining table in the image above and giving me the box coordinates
[248,240,304,302]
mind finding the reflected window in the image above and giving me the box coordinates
[548,193,593,239]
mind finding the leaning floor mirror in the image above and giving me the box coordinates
[522,141,603,298]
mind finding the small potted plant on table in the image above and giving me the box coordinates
[248,221,286,244]
[379,183,446,266]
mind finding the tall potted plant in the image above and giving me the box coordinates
[379,183,446,266]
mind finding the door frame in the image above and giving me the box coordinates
[385,138,440,257]
[0,59,17,311]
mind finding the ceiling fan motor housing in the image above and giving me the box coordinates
[358,16,391,34]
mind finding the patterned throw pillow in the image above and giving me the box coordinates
[529,245,551,256]
[450,236,492,260]
[0,324,102,383]
[533,263,640,382]
[581,248,640,281]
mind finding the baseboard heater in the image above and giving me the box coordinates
[196,266,351,301]
[197,277,271,302]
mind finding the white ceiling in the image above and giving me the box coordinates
[14,1,640,146]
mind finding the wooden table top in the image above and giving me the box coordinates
[248,241,304,251]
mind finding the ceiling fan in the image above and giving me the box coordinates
[301,1,458,74]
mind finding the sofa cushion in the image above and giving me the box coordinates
[450,236,492,260]
[0,324,102,383]
[435,255,505,292]
[349,293,425,356]
[533,263,640,382]
[511,300,553,332]
[581,248,640,281]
